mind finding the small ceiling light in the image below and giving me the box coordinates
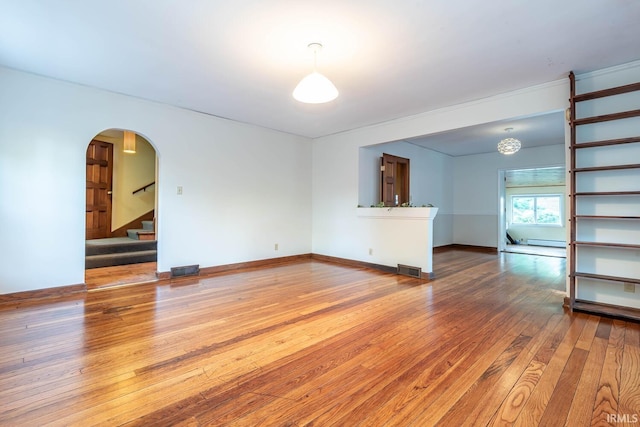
[123,130,136,153]
[293,43,339,104]
[497,127,521,155]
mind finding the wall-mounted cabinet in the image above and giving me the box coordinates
[568,72,640,320]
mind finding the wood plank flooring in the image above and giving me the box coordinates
[85,262,158,290]
[1,250,639,426]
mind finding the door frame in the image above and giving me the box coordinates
[497,169,507,253]
[497,165,566,253]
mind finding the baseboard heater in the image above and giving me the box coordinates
[171,264,200,278]
[527,239,565,248]
[397,264,422,278]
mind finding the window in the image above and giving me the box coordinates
[511,195,562,225]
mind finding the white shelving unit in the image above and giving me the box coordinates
[568,71,640,321]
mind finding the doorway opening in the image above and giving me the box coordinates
[498,166,566,258]
[381,153,410,206]
[84,129,159,289]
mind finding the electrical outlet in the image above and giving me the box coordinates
[624,283,636,293]
[177,186,183,195]
[369,248,373,255]
[274,243,279,251]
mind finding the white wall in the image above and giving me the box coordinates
[356,207,439,274]
[358,141,454,246]
[5,60,636,295]
[313,79,569,268]
[0,67,311,294]
[452,145,565,248]
[109,134,156,230]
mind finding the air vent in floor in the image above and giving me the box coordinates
[171,264,200,278]
[397,264,422,278]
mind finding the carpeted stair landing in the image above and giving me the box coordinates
[85,221,157,269]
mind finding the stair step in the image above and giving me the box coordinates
[127,229,156,240]
[142,220,154,231]
[86,239,156,256]
[85,250,157,269]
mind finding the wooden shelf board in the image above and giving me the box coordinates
[573,241,640,249]
[573,82,640,102]
[574,215,640,220]
[574,191,640,196]
[573,163,640,173]
[572,300,640,322]
[573,109,640,126]
[573,272,640,285]
[571,136,640,149]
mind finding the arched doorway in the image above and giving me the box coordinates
[84,129,159,288]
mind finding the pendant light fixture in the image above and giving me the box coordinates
[497,127,521,155]
[123,130,136,154]
[293,43,339,104]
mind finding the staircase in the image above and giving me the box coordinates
[85,221,157,269]
[127,220,156,240]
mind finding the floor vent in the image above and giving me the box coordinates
[397,264,422,278]
[171,264,200,278]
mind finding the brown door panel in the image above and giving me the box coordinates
[85,140,113,239]
[380,153,410,206]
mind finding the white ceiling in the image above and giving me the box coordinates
[403,111,565,156]
[1,1,639,144]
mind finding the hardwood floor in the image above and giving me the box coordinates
[1,250,638,426]
[84,262,158,290]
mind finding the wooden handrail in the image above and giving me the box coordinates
[132,181,155,195]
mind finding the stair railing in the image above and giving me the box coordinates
[132,181,155,195]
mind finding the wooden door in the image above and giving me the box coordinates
[381,153,410,206]
[86,140,113,239]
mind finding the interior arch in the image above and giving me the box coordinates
[84,129,159,287]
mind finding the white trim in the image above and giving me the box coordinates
[314,77,569,147]
[498,170,506,252]
[350,79,568,132]
[575,59,640,80]
[356,206,438,219]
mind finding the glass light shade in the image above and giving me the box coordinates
[293,71,339,104]
[123,130,136,153]
[497,137,521,155]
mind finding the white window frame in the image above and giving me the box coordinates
[511,194,563,226]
